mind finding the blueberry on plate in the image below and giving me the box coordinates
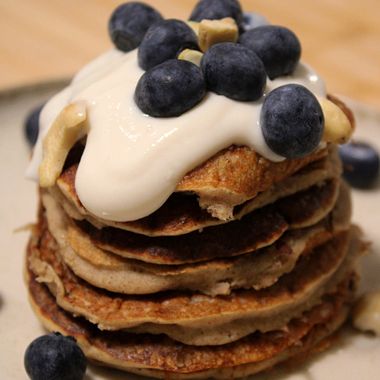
[108,2,163,52]
[339,142,379,188]
[24,104,43,147]
[24,332,87,380]
[138,19,198,71]
[242,12,269,31]
[239,25,301,79]
[201,42,266,101]
[135,59,206,117]
[261,84,324,158]
[189,0,244,29]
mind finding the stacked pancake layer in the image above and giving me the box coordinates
[26,114,365,378]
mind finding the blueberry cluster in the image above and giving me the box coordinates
[107,1,325,158]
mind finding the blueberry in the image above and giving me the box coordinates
[239,25,301,79]
[242,12,269,31]
[189,0,244,29]
[135,59,206,117]
[24,332,87,380]
[339,142,379,188]
[108,2,163,52]
[24,104,43,147]
[201,42,266,101]
[138,19,198,71]
[261,84,324,158]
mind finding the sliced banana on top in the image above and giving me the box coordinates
[178,49,204,67]
[319,97,353,144]
[39,102,88,188]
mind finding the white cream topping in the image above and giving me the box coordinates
[27,49,326,222]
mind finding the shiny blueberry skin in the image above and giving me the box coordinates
[24,332,87,380]
[261,84,324,158]
[108,2,163,52]
[24,104,43,147]
[135,59,206,117]
[239,25,301,79]
[339,142,379,188]
[189,0,244,29]
[138,19,198,71]
[201,42,266,101]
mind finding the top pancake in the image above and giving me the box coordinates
[54,146,341,236]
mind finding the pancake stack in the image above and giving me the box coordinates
[25,93,366,378]
[25,0,367,377]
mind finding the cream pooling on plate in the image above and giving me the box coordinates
[27,48,326,222]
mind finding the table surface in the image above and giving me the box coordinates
[1,0,380,108]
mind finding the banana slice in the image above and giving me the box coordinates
[319,97,353,144]
[178,49,204,66]
[39,102,87,187]
[187,21,200,36]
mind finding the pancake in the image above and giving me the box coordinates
[44,192,288,265]
[57,143,327,222]
[276,179,340,229]
[23,2,358,374]
[178,146,327,220]
[27,214,363,344]
[120,232,360,346]
[80,179,340,262]
[54,146,340,236]
[27,266,355,379]
[42,181,351,296]
[44,179,340,268]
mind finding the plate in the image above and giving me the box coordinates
[0,82,379,380]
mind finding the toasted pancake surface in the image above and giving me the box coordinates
[28,208,362,341]
[41,181,351,296]
[54,147,340,236]
[45,178,341,272]
[27,266,355,378]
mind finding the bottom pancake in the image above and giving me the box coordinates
[27,268,356,379]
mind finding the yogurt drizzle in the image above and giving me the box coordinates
[27,49,326,222]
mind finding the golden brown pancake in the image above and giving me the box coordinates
[58,143,327,220]
[41,181,351,296]
[84,179,340,262]
[44,179,341,270]
[54,146,340,236]
[27,211,363,343]
[27,266,356,379]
